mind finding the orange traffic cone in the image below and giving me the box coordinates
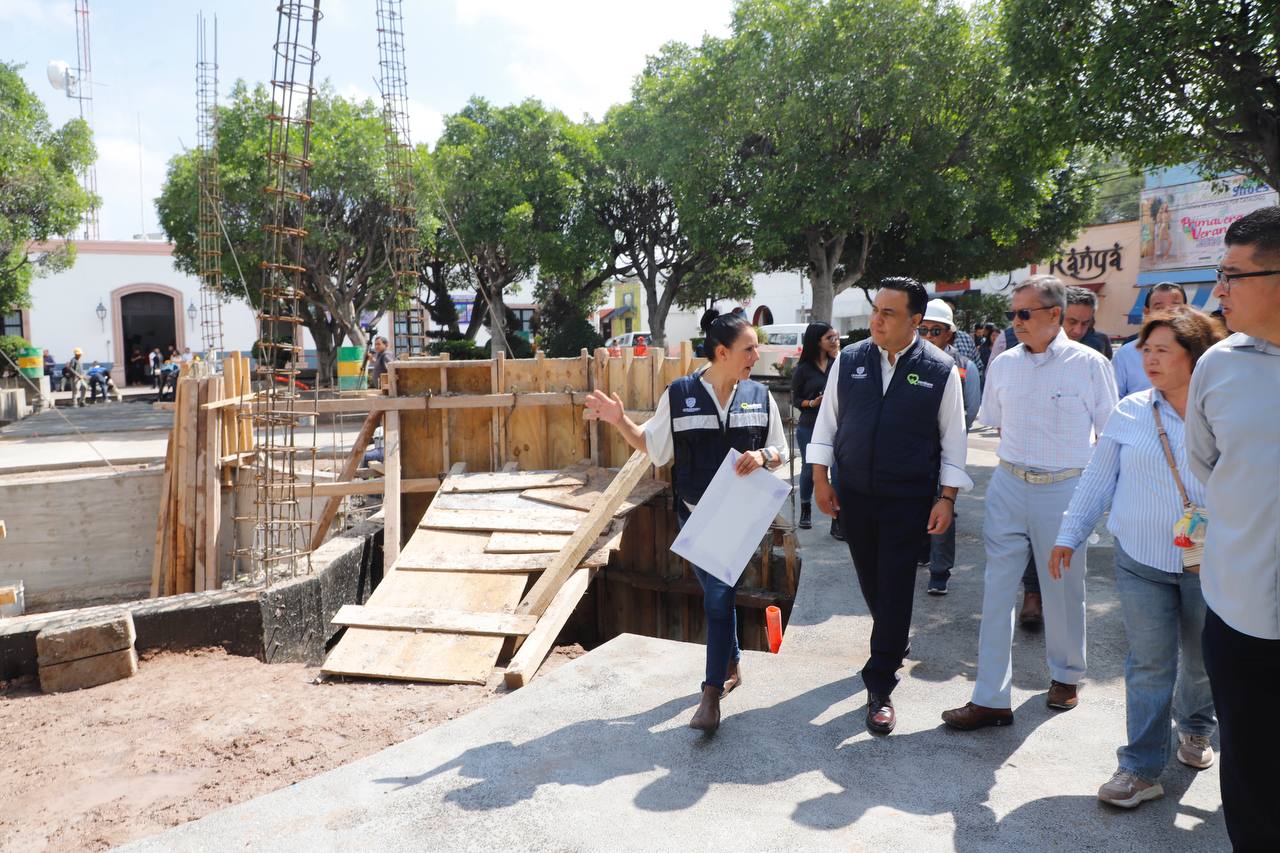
[766,605,783,653]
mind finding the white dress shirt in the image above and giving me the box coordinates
[979,328,1118,470]
[807,338,973,490]
[643,375,788,469]
[1187,333,1280,640]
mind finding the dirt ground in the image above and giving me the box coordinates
[0,644,586,852]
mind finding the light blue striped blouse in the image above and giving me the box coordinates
[1055,388,1206,573]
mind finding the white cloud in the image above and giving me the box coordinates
[450,0,733,120]
[338,82,443,146]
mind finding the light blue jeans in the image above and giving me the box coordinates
[1113,543,1216,782]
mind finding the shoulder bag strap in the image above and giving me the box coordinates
[1151,401,1192,510]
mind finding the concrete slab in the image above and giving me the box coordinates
[120,442,1229,851]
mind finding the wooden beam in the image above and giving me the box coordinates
[309,477,439,497]
[383,365,402,572]
[331,604,536,637]
[439,469,589,494]
[308,409,382,552]
[505,567,594,689]
[516,449,649,619]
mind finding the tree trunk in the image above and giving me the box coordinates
[807,265,836,324]
[307,320,337,388]
[486,283,511,356]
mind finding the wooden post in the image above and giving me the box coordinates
[383,363,402,572]
[150,431,176,597]
[490,353,505,468]
[194,378,209,591]
[204,374,223,591]
[439,363,450,472]
[679,339,693,376]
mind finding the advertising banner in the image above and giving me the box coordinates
[1140,175,1278,271]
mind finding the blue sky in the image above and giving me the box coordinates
[2,0,734,239]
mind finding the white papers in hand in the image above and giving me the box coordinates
[670,449,792,587]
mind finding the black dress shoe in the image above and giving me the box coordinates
[799,502,812,529]
[830,516,846,541]
[867,694,896,734]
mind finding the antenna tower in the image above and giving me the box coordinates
[376,0,425,355]
[73,0,101,239]
[240,0,322,582]
[196,11,224,360]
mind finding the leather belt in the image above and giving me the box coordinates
[999,460,1083,485]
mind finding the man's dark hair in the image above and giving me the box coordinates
[878,277,928,318]
[1065,286,1097,309]
[1224,205,1280,259]
[1144,281,1187,308]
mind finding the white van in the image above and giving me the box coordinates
[754,323,809,376]
[604,331,652,350]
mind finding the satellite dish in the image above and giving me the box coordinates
[47,60,71,91]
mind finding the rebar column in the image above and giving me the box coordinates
[245,0,322,583]
[376,0,425,355]
[196,11,225,361]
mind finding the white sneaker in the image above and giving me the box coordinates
[1177,733,1214,769]
[1097,769,1164,808]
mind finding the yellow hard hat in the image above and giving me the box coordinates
[73,348,82,356]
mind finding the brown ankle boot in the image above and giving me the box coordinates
[722,661,743,696]
[689,685,722,732]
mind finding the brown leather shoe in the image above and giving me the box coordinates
[1019,591,1043,629]
[867,694,896,734]
[722,661,742,696]
[942,702,1014,731]
[689,685,722,732]
[1047,680,1079,710]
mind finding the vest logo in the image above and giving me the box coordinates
[684,397,697,408]
[739,402,763,411]
[852,366,868,379]
[906,373,935,389]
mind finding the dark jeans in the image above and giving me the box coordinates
[929,511,956,582]
[1022,555,1039,594]
[1202,607,1280,850]
[839,489,933,696]
[675,503,740,692]
[795,423,815,504]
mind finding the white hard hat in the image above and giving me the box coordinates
[923,299,955,329]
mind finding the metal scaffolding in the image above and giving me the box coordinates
[240,0,322,583]
[196,11,224,361]
[74,0,101,240]
[376,0,425,355]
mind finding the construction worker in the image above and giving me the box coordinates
[584,310,789,734]
[62,348,88,405]
[633,335,649,356]
[86,361,112,404]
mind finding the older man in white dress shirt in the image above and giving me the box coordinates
[943,276,1118,730]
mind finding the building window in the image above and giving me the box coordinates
[622,292,634,307]
[2,310,23,338]
[624,317,633,333]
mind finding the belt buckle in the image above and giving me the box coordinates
[1027,471,1051,485]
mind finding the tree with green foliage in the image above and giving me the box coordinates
[0,62,96,311]
[1004,0,1280,191]
[655,0,1095,322]
[430,98,627,355]
[157,81,398,383]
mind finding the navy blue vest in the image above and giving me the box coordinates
[834,338,953,498]
[669,372,770,505]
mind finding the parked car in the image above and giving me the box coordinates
[604,331,652,352]
[754,323,808,376]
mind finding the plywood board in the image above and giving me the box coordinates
[322,527,527,683]
[519,471,666,514]
[438,469,588,493]
[485,531,571,553]
[422,507,586,534]
[500,356,549,470]
[331,604,536,637]
[543,356,590,468]
[445,363,497,473]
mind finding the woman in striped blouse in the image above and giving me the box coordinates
[1049,308,1224,810]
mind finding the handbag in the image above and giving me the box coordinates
[1152,401,1206,573]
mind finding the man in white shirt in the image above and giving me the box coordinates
[1112,282,1187,398]
[808,278,972,734]
[943,276,1118,730]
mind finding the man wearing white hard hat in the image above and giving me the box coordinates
[918,300,982,594]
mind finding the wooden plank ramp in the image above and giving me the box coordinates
[320,462,663,686]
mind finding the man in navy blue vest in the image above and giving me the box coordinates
[808,278,973,734]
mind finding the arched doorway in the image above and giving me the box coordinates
[752,305,774,326]
[111,284,185,386]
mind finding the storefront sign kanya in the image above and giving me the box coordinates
[1049,242,1124,281]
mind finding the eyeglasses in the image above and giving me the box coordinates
[1005,307,1056,322]
[1215,266,1280,291]
[918,326,950,337]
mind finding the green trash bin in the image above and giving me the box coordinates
[17,346,42,379]
[336,345,365,390]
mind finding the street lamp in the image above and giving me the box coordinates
[95,300,107,331]
[187,301,198,326]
